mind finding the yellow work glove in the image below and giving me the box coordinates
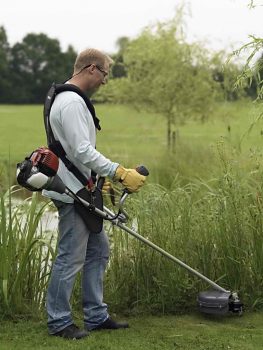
[114,165,146,193]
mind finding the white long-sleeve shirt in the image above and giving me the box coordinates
[43,91,118,203]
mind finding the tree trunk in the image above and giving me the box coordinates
[172,130,176,153]
[167,117,171,149]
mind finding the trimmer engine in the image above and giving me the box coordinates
[17,147,61,192]
[30,147,59,176]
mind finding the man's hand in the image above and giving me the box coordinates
[102,180,116,205]
[102,181,113,194]
[114,165,146,193]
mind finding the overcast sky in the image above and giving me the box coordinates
[1,0,263,54]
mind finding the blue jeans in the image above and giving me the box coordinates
[46,201,110,334]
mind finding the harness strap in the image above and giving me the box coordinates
[43,83,100,187]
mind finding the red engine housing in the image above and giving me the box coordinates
[30,147,59,176]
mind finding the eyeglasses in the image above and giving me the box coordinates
[74,64,108,78]
[95,65,108,78]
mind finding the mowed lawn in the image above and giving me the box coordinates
[0,100,263,168]
[1,312,263,350]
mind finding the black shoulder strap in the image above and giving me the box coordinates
[43,83,100,187]
[43,82,57,146]
[54,83,101,130]
[44,83,101,146]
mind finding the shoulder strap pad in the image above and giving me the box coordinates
[43,83,101,145]
[43,83,57,145]
[57,84,101,131]
[43,82,101,187]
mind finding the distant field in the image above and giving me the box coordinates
[0,101,262,170]
[0,104,166,166]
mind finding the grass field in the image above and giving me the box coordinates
[0,100,263,167]
[1,312,263,350]
[1,101,263,348]
[0,103,166,166]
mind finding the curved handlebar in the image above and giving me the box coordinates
[97,165,149,223]
[97,176,105,190]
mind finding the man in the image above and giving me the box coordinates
[44,48,146,339]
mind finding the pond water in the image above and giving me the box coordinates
[41,209,59,233]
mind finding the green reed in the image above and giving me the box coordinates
[0,188,55,318]
[1,146,263,317]
[104,154,263,313]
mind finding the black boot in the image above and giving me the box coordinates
[53,324,89,339]
[92,317,129,331]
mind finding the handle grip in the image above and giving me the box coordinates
[97,177,105,190]
[121,165,149,196]
[136,165,149,176]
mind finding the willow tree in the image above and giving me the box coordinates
[227,1,263,101]
[109,17,218,148]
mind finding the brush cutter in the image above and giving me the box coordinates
[16,147,243,316]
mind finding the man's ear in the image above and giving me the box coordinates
[88,64,96,75]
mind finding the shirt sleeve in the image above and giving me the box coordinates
[60,100,118,178]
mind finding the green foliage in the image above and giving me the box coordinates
[2,157,263,318]
[1,101,263,317]
[211,51,246,101]
[0,28,77,103]
[10,34,76,103]
[229,35,263,103]
[104,150,263,313]
[0,27,12,103]
[111,36,129,78]
[130,37,211,115]
[0,188,55,317]
[99,16,222,147]
[119,19,218,124]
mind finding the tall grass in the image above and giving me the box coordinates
[1,144,263,317]
[104,144,263,313]
[0,188,55,318]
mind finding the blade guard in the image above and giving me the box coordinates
[197,290,231,315]
[197,290,243,315]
